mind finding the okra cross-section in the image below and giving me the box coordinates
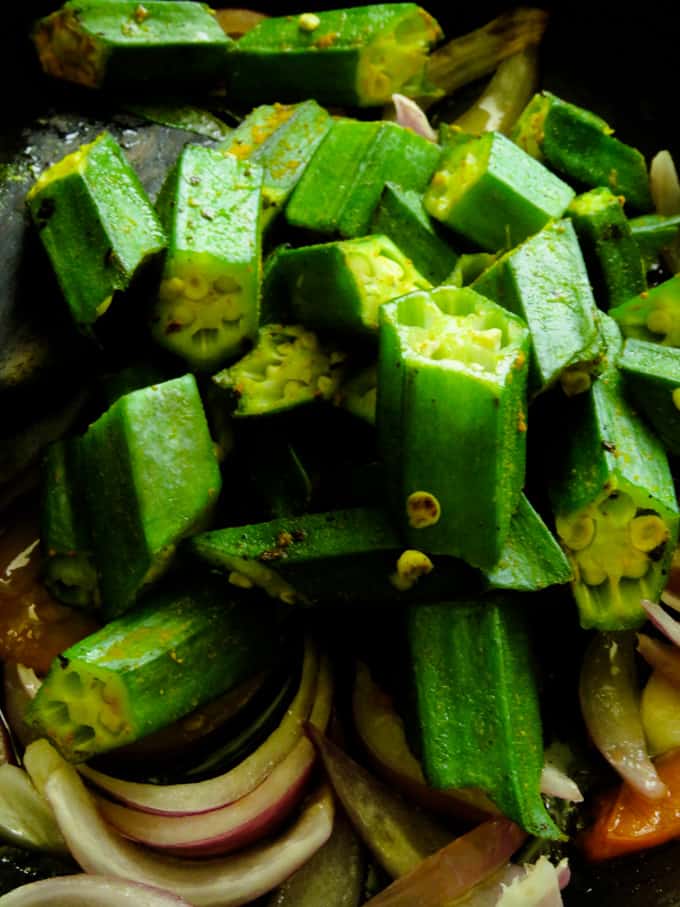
[228,4,443,107]
[424,130,574,251]
[81,374,222,618]
[619,338,680,456]
[27,131,166,332]
[279,235,432,337]
[548,367,679,630]
[212,324,347,417]
[609,275,680,347]
[151,146,263,372]
[377,286,530,569]
[33,0,232,89]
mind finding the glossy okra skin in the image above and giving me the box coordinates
[512,91,653,212]
[27,131,166,332]
[609,275,680,346]
[619,338,680,456]
[473,219,603,395]
[27,575,282,762]
[406,596,561,839]
[630,214,680,271]
[424,130,575,251]
[152,145,262,372]
[568,187,646,309]
[377,286,530,569]
[33,0,232,89]
[228,4,443,107]
[286,119,441,238]
[82,374,222,618]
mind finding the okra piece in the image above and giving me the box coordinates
[473,219,603,395]
[630,214,680,270]
[41,440,99,610]
[424,130,575,251]
[568,188,647,309]
[27,575,282,762]
[33,0,232,89]
[229,4,443,107]
[609,275,680,347]
[152,145,262,372]
[81,375,222,618]
[260,245,292,326]
[218,101,332,228]
[286,120,441,238]
[446,252,497,287]
[27,132,165,332]
[619,338,680,456]
[548,366,679,630]
[279,236,431,337]
[377,286,530,568]
[406,596,561,839]
[512,91,653,212]
[334,363,378,425]
[370,183,459,285]
[212,324,347,417]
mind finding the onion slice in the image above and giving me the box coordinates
[24,739,334,907]
[80,637,319,815]
[641,598,680,647]
[496,856,564,906]
[637,632,680,689]
[0,875,193,906]
[649,150,680,272]
[539,764,583,803]
[390,94,437,142]
[4,663,41,750]
[579,631,666,800]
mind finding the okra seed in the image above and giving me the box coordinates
[556,514,595,551]
[580,562,608,586]
[183,274,210,300]
[214,275,241,294]
[630,515,669,552]
[599,492,636,528]
[160,277,185,300]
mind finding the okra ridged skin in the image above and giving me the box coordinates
[152,146,263,372]
[33,0,233,89]
[609,275,680,347]
[424,130,575,252]
[27,575,283,762]
[568,187,646,310]
[406,597,561,839]
[27,131,166,332]
[81,374,222,619]
[228,4,443,107]
[619,338,680,456]
[218,101,332,228]
[377,286,530,569]
[548,366,680,630]
[512,91,653,212]
[473,219,603,395]
[630,214,680,270]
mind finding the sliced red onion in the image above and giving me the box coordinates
[662,588,680,612]
[0,763,66,853]
[24,739,334,907]
[650,150,680,272]
[556,859,570,891]
[579,631,666,800]
[80,638,320,816]
[390,94,437,142]
[496,856,564,906]
[0,874,193,906]
[641,598,680,647]
[539,764,583,803]
[638,633,680,688]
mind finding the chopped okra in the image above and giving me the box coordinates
[609,275,680,346]
[619,338,680,456]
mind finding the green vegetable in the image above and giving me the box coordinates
[27,131,165,332]
[630,213,680,270]
[619,338,680,456]
[27,575,282,762]
[334,363,378,425]
[377,286,530,568]
[512,91,653,212]
[424,130,575,251]
[406,595,561,839]
[228,4,443,107]
[151,145,263,372]
[609,275,680,346]
[32,0,232,89]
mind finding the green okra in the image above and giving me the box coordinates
[334,363,378,425]
[473,219,603,395]
[27,131,165,332]
[212,324,347,417]
[151,145,263,372]
[406,596,561,839]
[27,574,283,762]
[424,130,575,251]
[228,4,443,107]
[370,183,459,285]
[446,252,497,288]
[218,101,332,228]
[568,187,646,309]
[33,0,232,89]
[548,365,679,630]
[630,214,680,270]
[609,275,680,346]
[81,374,222,618]
[512,91,653,212]
[279,235,431,337]
[619,338,680,456]
[260,244,292,326]
[286,119,441,238]
[377,286,530,569]
[41,440,99,610]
